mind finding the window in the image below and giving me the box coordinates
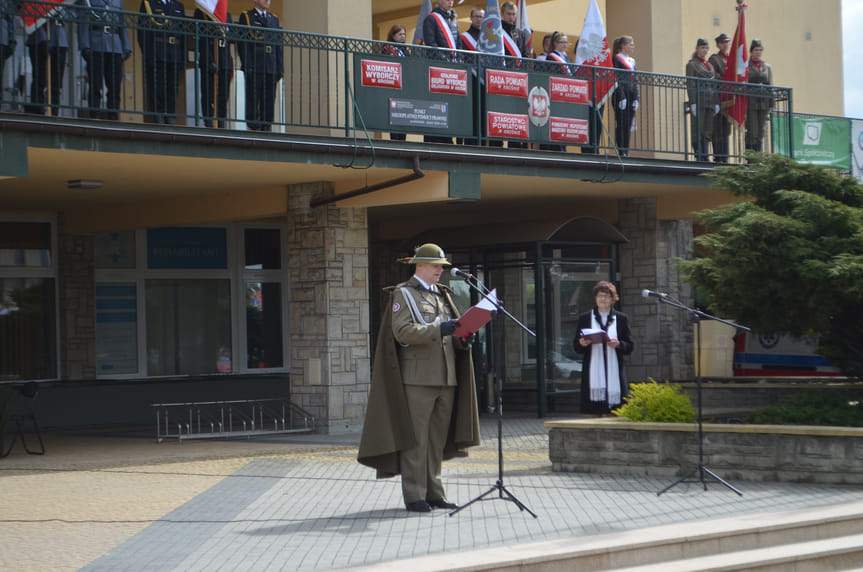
[0,218,58,380]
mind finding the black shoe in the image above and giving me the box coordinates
[405,500,432,513]
[427,499,458,510]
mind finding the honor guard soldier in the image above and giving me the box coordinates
[193,8,233,127]
[22,3,69,115]
[237,0,283,131]
[76,0,131,120]
[138,0,187,124]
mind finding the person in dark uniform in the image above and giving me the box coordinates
[0,0,17,91]
[138,0,186,124]
[76,0,131,120]
[237,0,283,131]
[22,6,68,115]
[709,33,731,162]
[612,35,639,157]
[685,38,716,162]
[745,38,773,152]
[574,281,634,416]
[193,8,233,128]
[357,243,480,512]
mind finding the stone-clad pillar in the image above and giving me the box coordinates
[287,182,370,433]
[618,198,694,382]
[58,218,97,380]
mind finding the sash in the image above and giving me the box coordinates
[461,31,478,51]
[430,12,456,50]
[614,53,635,71]
[502,29,521,58]
[547,51,572,75]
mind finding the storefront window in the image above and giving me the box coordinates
[245,228,281,269]
[246,282,283,368]
[0,277,57,380]
[0,222,52,267]
[146,279,231,376]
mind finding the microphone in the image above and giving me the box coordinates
[641,289,668,299]
[450,267,473,280]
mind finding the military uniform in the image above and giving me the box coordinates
[193,9,233,127]
[0,0,16,92]
[138,0,186,124]
[708,41,731,162]
[23,12,68,115]
[76,0,131,120]
[686,52,717,161]
[746,58,773,151]
[237,8,283,131]
[357,244,480,512]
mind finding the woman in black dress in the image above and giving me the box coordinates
[574,281,635,416]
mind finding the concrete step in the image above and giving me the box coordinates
[349,501,863,571]
[605,532,863,572]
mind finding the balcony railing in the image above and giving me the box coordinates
[1,1,793,163]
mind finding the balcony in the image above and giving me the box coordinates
[1,2,794,164]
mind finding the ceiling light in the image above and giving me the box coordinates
[67,180,103,189]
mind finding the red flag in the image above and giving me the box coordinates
[574,0,615,107]
[20,0,74,34]
[196,0,228,22]
[721,2,749,126]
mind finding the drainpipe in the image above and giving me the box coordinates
[310,155,425,208]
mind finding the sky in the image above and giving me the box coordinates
[844,0,863,118]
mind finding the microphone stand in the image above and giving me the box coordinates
[654,294,748,497]
[449,273,538,518]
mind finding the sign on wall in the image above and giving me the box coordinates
[773,115,851,170]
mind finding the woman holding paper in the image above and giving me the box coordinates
[574,281,635,416]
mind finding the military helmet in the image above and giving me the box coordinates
[408,243,451,265]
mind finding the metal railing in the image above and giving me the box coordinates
[1,1,793,162]
[152,398,316,442]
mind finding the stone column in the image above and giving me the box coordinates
[58,219,98,380]
[287,182,370,433]
[618,198,694,382]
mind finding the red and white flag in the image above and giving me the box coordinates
[20,0,74,35]
[721,2,749,126]
[516,1,533,58]
[196,0,228,22]
[573,0,615,106]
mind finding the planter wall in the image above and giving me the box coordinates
[546,419,863,485]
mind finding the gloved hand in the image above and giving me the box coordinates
[632,100,639,111]
[714,104,720,115]
[618,98,627,110]
[82,49,91,63]
[690,103,697,116]
[440,320,458,337]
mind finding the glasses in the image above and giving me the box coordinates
[595,293,612,299]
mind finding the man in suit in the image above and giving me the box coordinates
[76,0,131,120]
[421,0,459,144]
[357,243,480,513]
[237,0,282,131]
[138,0,186,124]
[193,8,233,127]
[23,12,69,115]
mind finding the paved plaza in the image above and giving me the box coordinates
[2,415,863,571]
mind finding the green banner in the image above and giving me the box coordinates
[773,115,851,170]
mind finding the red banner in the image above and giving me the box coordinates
[549,117,589,143]
[486,69,529,98]
[721,3,749,126]
[428,67,468,95]
[360,60,403,89]
[21,0,73,34]
[487,112,530,139]
[549,77,589,104]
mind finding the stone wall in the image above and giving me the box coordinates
[287,182,370,433]
[618,198,694,382]
[547,419,863,485]
[58,220,97,380]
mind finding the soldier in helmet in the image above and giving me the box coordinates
[358,243,480,513]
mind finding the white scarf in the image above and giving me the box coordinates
[588,310,621,406]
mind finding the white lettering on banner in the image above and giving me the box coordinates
[486,69,529,97]
[429,67,468,95]
[549,117,589,143]
[487,112,529,139]
[550,77,589,104]
[361,60,403,89]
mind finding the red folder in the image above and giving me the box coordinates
[579,328,609,344]
[452,289,498,340]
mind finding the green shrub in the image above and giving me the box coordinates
[612,379,696,423]
[749,390,863,427]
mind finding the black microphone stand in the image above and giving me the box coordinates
[654,294,748,497]
[449,272,538,518]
